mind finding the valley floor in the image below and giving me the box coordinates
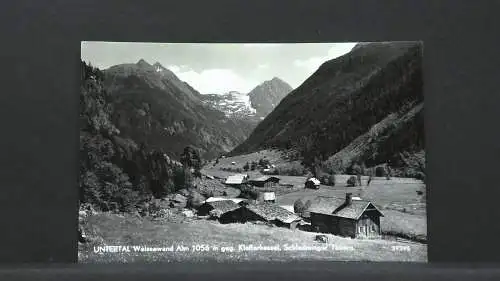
[79,151,427,263]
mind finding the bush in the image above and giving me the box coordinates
[187,189,205,209]
[293,199,305,214]
[304,200,312,210]
[250,162,257,171]
[239,185,260,200]
[243,162,250,171]
[375,166,386,177]
[258,158,270,168]
[319,173,336,186]
[346,176,358,187]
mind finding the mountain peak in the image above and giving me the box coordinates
[136,59,151,68]
[247,77,293,117]
[269,77,286,84]
[153,62,164,69]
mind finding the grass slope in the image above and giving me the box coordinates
[79,213,427,263]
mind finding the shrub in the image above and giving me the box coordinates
[346,176,358,187]
[243,162,250,171]
[250,162,257,171]
[375,166,386,177]
[293,199,305,214]
[304,200,312,209]
[239,185,260,200]
[258,158,270,168]
[187,189,205,209]
[319,173,336,186]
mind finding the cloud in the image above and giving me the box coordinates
[257,63,270,69]
[167,66,257,94]
[167,65,181,73]
[293,57,325,73]
[166,64,189,73]
[326,43,357,58]
[293,43,357,73]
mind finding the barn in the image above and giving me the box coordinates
[225,174,249,186]
[305,178,321,189]
[308,193,384,238]
[197,200,242,223]
[249,176,280,188]
[238,202,303,230]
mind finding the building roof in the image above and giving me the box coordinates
[200,172,215,179]
[225,174,248,184]
[251,176,280,182]
[279,205,295,213]
[306,178,321,185]
[203,197,246,204]
[203,200,241,217]
[307,196,384,220]
[244,202,302,224]
[263,192,276,201]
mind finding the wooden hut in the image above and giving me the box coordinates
[308,193,384,238]
[305,178,321,189]
[249,176,280,188]
[225,174,249,186]
[197,200,242,223]
[238,202,302,230]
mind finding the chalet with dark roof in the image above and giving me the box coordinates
[307,193,384,238]
[249,176,280,188]
[197,200,242,223]
[238,202,303,230]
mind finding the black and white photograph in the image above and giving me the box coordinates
[78,41,426,263]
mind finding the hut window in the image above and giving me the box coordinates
[371,225,376,232]
[359,226,363,233]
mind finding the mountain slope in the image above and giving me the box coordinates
[248,77,293,118]
[230,42,424,173]
[102,59,255,160]
[79,61,188,212]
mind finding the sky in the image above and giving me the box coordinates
[81,42,358,95]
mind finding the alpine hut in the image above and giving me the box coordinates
[197,200,242,223]
[305,177,321,189]
[225,174,249,187]
[239,202,303,230]
[307,193,384,238]
[249,176,280,188]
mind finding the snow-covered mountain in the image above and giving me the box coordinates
[201,91,257,119]
[200,78,293,120]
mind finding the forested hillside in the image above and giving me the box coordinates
[79,61,196,212]
[231,42,424,176]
